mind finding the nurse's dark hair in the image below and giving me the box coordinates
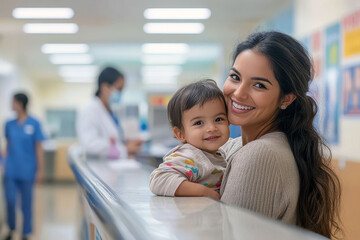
[13,92,29,112]
[233,31,341,238]
[167,79,226,130]
[95,67,124,96]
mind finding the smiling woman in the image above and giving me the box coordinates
[223,49,288,144]
[220,31,341,239]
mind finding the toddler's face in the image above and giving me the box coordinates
[174,98,230,154]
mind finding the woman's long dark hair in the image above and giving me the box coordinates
[233,31,341,238]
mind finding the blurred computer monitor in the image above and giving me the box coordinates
[148,106,174,144]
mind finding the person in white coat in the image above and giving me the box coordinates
[77,67,143,159]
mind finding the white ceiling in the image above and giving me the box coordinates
[0,0,292,83]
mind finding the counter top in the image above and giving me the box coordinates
[68,146,328,240]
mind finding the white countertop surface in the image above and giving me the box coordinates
[81,158,328,240]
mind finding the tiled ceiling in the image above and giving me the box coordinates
[0,0,291,83]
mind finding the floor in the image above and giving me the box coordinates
[0,182,79,240]
[333,160,360,240]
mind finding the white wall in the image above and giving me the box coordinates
[34,80,95,112]
[294,0,360,162]
[295,0,360,38]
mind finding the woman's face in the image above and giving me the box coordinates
[112,77,125,92]
[223,49,282,130]
[102,77,125,100]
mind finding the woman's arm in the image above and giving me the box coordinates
[220,137,243,161]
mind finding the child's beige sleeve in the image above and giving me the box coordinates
[149,152,200,196]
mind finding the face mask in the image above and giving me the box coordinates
[108,90,122,108]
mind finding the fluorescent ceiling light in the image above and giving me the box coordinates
[142,76,177,84]
[144,8,211,20]
[13,8,74,19]
[142,55,186,65]
[23,23,78,34]
[142,43,189,54]
[63,77,94,83]
[0,59,15,75]
[42,44,89,54]
[143,23,204,34]
[141,65,182,77]
[58,65,99,78]
[50,54,94,64]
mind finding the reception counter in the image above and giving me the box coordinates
[68,146,328,240]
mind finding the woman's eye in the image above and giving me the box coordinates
[254,83,267,89]
[215,117,224,122]
[194,121,203,126]
[229,74,240,81]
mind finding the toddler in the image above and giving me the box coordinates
[149,79,230,200]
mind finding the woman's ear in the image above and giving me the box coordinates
[280,93,297,109]
[173,127,186,143]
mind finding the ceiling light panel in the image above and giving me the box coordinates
[13,8,74,19]
[50,54,94,64]
[144,8,211,20]
[144,23,204,34]
[141,65,182,77]
[142,43,189,54]
[0,59,15,75]
[42,44,89,54]
[23,23,78,34]
[58,65,99,78]
[141,55,186,65]
[63,77,94,83]
[142,76,177,84]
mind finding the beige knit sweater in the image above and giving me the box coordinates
[220,132,300,225]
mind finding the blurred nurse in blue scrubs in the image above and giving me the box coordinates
[3,92,45,240]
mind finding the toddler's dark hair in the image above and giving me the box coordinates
[167,79,226,129]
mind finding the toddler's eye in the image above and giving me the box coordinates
[194,121,203,126]
[215,117,224,122]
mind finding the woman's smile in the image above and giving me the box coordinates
[231,100,255,113]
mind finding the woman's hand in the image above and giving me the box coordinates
[126,139,143,154]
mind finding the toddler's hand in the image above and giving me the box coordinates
[203,188,220,200]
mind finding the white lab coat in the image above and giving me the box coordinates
[76,97,128,159]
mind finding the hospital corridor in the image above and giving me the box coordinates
[1,0,360,240]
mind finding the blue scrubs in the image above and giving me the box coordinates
[4,116,45,235]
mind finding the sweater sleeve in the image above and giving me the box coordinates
[220,144,288,220]
[149,152,200,197]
